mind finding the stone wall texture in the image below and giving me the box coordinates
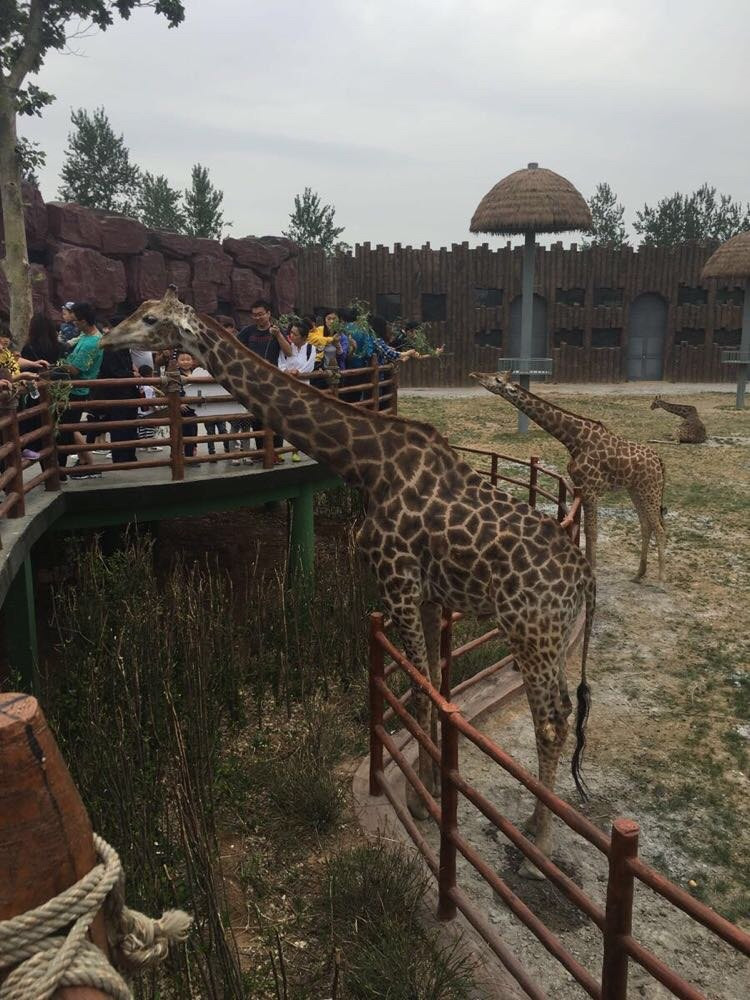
[2,184,299,324]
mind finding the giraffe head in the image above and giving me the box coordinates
[650,395,662,410]
[100,286,203,357]
[469,370,521,402]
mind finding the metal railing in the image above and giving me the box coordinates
[367,451,749,999]
[0,361,398,530]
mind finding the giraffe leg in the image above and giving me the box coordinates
[523,661,573,838]
[629,493,651,581]
[421,601,443,794]
[386,595,438,820]
[582,499,598,571]
[515,653,571,880]
[655,522,666,582]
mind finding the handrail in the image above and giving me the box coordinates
[368,598,750,999]
[0,361,398,526]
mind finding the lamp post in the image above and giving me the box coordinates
[470,163,592,432]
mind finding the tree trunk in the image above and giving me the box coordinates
[0,81,33,346]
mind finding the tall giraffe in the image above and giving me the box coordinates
[472,372,667,581]
[650,396,707,444]
[102,289,597,874]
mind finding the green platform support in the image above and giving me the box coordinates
[3,555,38,693]
[289,485,315,583]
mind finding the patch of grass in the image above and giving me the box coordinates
[260,708,347,833]
[326,843,476,999]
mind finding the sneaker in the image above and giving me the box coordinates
[291,451,301,463]
[231,458,241,466]
[21,448,41,461]
[70,469,102,480]
[242,457,254,465]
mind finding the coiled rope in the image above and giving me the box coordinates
[0,833,192,1000]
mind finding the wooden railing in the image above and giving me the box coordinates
[369,614,749,999]
[366,452,749,999]
[0,361,398,530]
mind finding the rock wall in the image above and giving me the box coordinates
[0,184,299,327]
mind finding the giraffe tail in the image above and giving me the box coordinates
[658,457,667,523]
[571,574,596,801]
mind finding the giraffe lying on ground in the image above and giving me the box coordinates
[471,372,667,581]
[650,396,707,443]
[102,288,597,876]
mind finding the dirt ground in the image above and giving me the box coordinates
[398,388,749,998]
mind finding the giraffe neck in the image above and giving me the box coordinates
[503,384,596,450]
[655,399,692,417]
[181,310,453,493]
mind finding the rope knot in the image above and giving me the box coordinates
[0,834,192,1000]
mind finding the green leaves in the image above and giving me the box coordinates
[284,186,351,254]
[585,181,628,249]
[183,163,227,239]
[58,105,141,214]
[634,184,750,246]
[137,170,186,231]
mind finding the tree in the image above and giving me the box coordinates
[16,136,45,186]
[136,171,186,232]
[283,187,351,253]
[58,106,141,214]
[583,182,628,248]
[634,184,750,245]
[0,2,184,343]
[183,164,227,239]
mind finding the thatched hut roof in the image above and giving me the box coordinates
[470,162,591,235]
[701,231,750,280]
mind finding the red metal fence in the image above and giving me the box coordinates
[0,361,397,530]
[367,452,749,999]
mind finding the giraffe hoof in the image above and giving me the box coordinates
[406,790,430,821]
[518,858,546,881]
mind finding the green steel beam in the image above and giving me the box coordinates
[288,484,316,584]
[3,555,38,693]
[55,475,342,531]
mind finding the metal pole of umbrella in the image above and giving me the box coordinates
[736,292,750,409]
[518,229,535,433]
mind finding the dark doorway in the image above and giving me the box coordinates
[627,294,667,379]
[508,295,548,357]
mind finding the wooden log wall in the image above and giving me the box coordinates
[296,242,745,387]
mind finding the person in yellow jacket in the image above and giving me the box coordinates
[308,311,346,367]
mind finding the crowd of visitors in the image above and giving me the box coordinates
[0,297,442,479]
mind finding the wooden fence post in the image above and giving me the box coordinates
[0,693,113,998]
[368,613,385,796]
[440,608,453,700]
[601,818,639,1000]
[556,477,567,523]
[528,455,539,507]
[165,372,184,481]
[370,358,380,410]
[263,427,276,469]
[490,453,498,486]
[390,363,398,414]
[437,707,459,922]
[38,382,61,492]
[0,399,25,517]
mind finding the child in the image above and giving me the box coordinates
[137,365,161,449]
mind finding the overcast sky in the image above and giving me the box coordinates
[22,0,750,248]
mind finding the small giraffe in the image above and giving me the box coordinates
[102,289,597,875]
[472,372,667,582]
[650,396,707,444]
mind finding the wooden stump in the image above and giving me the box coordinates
[0,692,114,999]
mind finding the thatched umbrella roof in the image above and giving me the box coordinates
[470,162,591,235]
[701,231,750,280]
